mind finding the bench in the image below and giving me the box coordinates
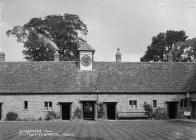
[117,112,148,120]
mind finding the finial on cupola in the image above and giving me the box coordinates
[116,48,121,62]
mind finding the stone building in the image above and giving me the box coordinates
[0,42,196,121]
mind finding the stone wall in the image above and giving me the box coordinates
[99,94,184,112]
[0,94,96,120]
[0,93,187,120]
[98,93,187,119]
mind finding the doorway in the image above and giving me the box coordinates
[192,102,196,119]
[167,102,178,119]
[83,101,95,120]
[106,102,116,120]
[61,103,71,120]
[0,103,2,120]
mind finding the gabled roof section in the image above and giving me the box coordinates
[77,41,95,52]
[0,61,196,93]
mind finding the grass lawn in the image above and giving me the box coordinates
[0,120,196,140]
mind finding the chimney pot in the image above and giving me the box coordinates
[0,52,5,62]
[116,48,121,62]
[54,51,59,61]
[167,53,173,62]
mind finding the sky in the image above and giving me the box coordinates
[0,0,196,62]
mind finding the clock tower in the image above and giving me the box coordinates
[78,41,95,71]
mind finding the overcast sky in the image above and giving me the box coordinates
[0,0,196,62]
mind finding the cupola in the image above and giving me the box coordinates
[77,41,95,71]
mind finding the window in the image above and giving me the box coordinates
[24,101,28,110]
[44,101,53,110]
[129,100,137,108]
[153,100,157,108]
[180,99,188,108]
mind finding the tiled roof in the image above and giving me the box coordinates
[0,61,196,93]
[77,41,95,52]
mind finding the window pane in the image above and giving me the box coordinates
[49,102,52,110]
[44,102,48,110]
[134,101,137,108]
[153,100,157,108]
[24,101,28,109]
[49,102,52,108]
[45,102,48,107]
[129,101,132,105]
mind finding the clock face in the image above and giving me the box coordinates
[81,55,92,67]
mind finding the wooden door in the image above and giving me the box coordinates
[62,103,71,120]
[192,102,196,119]
[83,102,94,120]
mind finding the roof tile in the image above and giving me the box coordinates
[77,41,95,51]
[0,61,196,93]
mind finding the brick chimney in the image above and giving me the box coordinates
[115,48,121,62]
[54,51,59,61]
[0,52,5,62]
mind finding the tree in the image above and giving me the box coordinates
[141,30,188,62]
[6,13,87,61]
[173,38,196,62]
[23,32,56,61]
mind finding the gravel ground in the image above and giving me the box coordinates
[0,120,196,140]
